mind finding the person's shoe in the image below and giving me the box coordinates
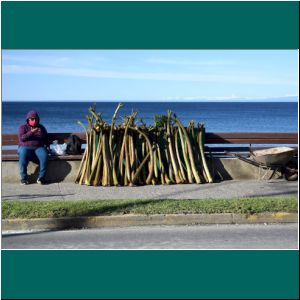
[37,177,46,185]
[20,177,29,185]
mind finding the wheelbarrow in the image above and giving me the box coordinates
[225,147,297,180]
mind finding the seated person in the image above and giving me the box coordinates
[18,111,49,185]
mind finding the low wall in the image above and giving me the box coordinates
[1,157,281,183]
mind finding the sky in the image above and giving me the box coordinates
[2,50,298,101]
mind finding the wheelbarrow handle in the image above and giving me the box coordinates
[224,150,262,167]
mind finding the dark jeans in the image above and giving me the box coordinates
[18,146,48,180]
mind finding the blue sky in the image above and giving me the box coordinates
[2,50,298,101]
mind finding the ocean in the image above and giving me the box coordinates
[1,101,298,134]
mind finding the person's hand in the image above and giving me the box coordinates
[31,128,41,135]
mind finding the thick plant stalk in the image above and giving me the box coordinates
[198,124,213,183]
[128,132,136,181]
[75,149,87,183]
[168,163,175,183]
[102,132,111,186]
[190,122,204,181]
[93,130,98,163]
[156,142,171,184]
[89,134,103,184]
[141,139,147,184]
[194,128,208,183]
[175,129,187,183]
[118,120,130,180]
[117,129,125,181]
[133,147,139,183]
[109,103,123,186]
[167,111,182,184]
[129,126,154,185]
[164,174,171,185]
[109,103,123,148]
[155,132,163,184]
[131,151,151,185]
[79,149,88,184]
[175,117,201,184]
[77,120,91,185]
[188,121,198,163]
[76,103,212,187]
[86,132,93,185]
[118,113,137,178]
[83,116,95,185]
[89,103,97,124]
[177,125,193,183]
[92,151,103,186]
[163,146,174,183]
[124,136,131,185]
[153,148,158,179]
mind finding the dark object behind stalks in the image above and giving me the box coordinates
[66,135,82,155]
[284,160,298,181]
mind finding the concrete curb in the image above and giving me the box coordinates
[2,212,298,231]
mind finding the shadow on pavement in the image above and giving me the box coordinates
[2,230,54,238]
[28,160,72,183]
[2,193,75,200]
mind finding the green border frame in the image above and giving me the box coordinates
[1,1,299,299]
[1,1,299,49]
[2,250,299,299]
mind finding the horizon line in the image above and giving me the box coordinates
[2,99,298,103]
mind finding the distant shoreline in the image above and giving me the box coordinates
[2,100,298,103]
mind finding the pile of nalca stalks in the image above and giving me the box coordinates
[76,103,213,186]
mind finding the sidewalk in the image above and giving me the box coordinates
[2,180,298,232]
[1,179,298,201]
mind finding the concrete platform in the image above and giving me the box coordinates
[1,157,283,183]
[1,180,297,201]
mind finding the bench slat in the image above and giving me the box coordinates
[2,132,298,144]
[2,134,19,145]
[205,133,298,144]
[2,132,298,162]
[205,132,298,139]
[2,132,86,145]
[205,146,298,152]
[205,138,297,144]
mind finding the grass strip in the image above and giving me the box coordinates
[2,197,298,219]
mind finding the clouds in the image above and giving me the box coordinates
[2,50,298,101]
[3,54,72,66]
[163,94,244,101]
[146,57,237,66]
[3,63,296,86]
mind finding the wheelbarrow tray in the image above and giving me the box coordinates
[250,147,296,166]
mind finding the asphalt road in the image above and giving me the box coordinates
[2,223,298,249]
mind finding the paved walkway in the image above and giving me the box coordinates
[1,179,298,201]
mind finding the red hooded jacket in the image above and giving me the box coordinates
[18,111,49,147]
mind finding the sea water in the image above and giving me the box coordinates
[2,101,298,133]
